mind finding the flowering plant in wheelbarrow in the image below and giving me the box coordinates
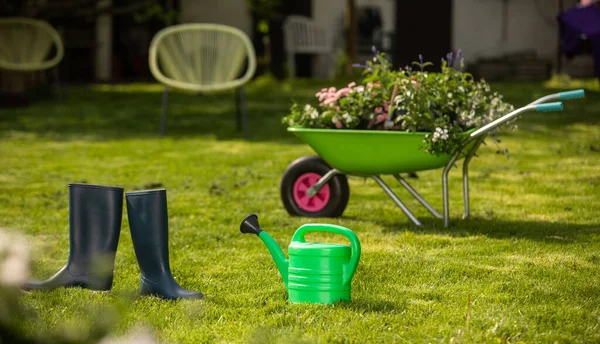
[282,47,515,156]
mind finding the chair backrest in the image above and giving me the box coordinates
[283,15,332,55]
[0,17,64,71]
[149,23,256,92]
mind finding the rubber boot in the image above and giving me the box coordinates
[126,189,203,300]
[22,183,124,291]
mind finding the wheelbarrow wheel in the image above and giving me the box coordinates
[281,155,349,218]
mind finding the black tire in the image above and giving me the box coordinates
[280,155,349,218]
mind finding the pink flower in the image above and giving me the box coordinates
[367,82,381,90]
[348,82,356,88]
[376,114,388,122]
[335,121,343,129]
[317,92,328,102]
[375,107,383,114]
[411,77,420,88]
[383,100,390,112]
[323,98,337,106]
[335,87,351,98]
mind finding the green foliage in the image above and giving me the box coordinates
[133,0,179,26]
[246,0,281,19]
[282,48,515,156]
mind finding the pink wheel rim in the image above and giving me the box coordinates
[293,172,331,212]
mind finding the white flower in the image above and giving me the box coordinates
[304,104,312,111]
[310,109,319,119]
[99,327,159,344]
[0,229,30,287]
[1,256,28,287]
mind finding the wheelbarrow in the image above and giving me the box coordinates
[280,90,586,227]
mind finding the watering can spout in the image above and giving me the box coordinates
[240,214,289,287]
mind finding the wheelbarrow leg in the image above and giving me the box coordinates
[462,139,484,219]
[372,175,422,226]
[442,152,462,228]
[393,174,442,219]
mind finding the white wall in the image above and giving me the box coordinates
[453,0,579,64]
[180,0,252,37]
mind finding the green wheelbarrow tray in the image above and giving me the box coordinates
[287,127,478,175]
[281,90,586,227]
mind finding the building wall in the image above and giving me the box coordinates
[179,0,252,37]
[175,0,591,77]
[452,0,579,64]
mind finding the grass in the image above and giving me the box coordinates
[1,76,600,343]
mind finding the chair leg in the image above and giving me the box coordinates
[159,87,168,136]
[288,53,296,79]
[235,88,242,132]
[237,86,250,140]
[53,67,62,101]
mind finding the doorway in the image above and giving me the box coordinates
[394,0,453,70]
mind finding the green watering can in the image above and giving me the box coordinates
[240,214,361,305]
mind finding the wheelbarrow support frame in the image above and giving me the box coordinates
[306,90,585,227]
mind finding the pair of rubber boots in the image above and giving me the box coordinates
[22,183,203,300]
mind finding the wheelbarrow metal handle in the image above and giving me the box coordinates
[527,89,586,106]
[536,102,564,112]
[559,89,585,100]
[470,89,585,139]
[469,105,537,139]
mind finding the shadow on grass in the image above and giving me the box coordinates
[369,216,600,243]
[0,77,350,144]
[336,298,405,314]
[1,79,598,143]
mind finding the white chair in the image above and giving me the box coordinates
[283,15,334,79]
[0,17,64,99]
[149,23,257,138]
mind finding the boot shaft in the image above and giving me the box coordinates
[68,183,124,276]
[125,189,171,279]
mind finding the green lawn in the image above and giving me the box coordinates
[1,77,600,343]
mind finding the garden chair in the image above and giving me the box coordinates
[149,23,257,139]
[283,15,334,79]
[0,17,64,99]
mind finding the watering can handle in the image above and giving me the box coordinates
[292,224,361,286]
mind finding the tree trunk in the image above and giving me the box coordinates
[345,0,358,74]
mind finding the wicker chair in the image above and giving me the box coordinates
[149,23,257,138]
